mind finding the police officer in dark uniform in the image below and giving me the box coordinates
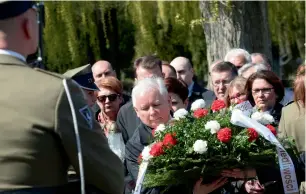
[64,64,99,109]
[0,1,124,193]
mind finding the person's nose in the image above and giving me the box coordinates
[257,90,265,97]
[149,106,158,116]
[234,98,240,104]
[177,73,182,79]
[104,96,110,103]
[218,84,226,91]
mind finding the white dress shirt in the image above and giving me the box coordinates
[0,49,26,62]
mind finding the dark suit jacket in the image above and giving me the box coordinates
[270,102,283,126]
[116,101,141,144]
[187,82,215,110]
[125,122,197,194]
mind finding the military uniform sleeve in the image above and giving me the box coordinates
[55,79,124,194]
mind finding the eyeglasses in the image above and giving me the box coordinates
[212,80,231,87]
[97,94,120,103]
[252,88,274,95]
[229,93,246,100]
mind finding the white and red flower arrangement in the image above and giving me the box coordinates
[141,99,297,188]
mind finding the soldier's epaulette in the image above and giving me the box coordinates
[34,68,65,79]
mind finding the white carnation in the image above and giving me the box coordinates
[251,111,274,125]
[205,120,221,134]
[263,112,275,124]
[155,124,166,134]
[193,140,208,154]
[191,99,206,111]
[251,111,262,121]
[173,108,188,120]
[141,146,153,161]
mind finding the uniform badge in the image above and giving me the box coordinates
[79,105,93,129]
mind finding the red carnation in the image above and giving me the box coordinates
[149,142,164,157]
[138,153,143,164]
[163,133,177,148]
[211,99,226,112]
[217,127,232,143]
[266,125,277,136]
[247,128,259,142]
[193,108,209,118]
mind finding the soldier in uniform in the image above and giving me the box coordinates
[64,64,99,108]
[0,1,124,193]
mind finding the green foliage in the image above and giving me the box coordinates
[268,1,305,59]
[42,1,304,77]
[43,1,207,78]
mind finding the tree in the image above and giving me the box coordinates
[268,1,305,79]
[199,1,272,71]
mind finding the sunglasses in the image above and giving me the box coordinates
[97,94,120,103]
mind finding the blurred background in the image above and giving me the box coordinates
[28,1,305,91]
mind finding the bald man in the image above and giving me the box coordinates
[92,60,116,82]
[170,56,215,109]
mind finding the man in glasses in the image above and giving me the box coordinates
[211,61,238,101]
[0,1,124,193]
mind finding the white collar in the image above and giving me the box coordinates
[0,49,26,62]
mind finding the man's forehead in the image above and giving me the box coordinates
[171,62,189,70]
[211,71,232,80]
[135,88,161,101]
[93,61,112,71]
[136,66,162,78]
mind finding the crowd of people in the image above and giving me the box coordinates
[0,1,305,194]
[69,49,304,194]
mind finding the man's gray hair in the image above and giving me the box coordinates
[224,48,252,64]
[132,77,168,107]
[251,53,271,67]
[238,63,269,75]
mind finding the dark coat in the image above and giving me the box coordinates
[125,122,195,194]
[270,102,283,126]
[187,82,215,110]
[116,101,141,144]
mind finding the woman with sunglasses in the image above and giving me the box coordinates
[95,77,123,136]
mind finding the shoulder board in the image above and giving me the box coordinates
[34,68,65,79]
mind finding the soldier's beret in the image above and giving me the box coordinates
[64,64,99,91]
[0,1,35,20]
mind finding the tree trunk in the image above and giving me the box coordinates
[199,1,273,72]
